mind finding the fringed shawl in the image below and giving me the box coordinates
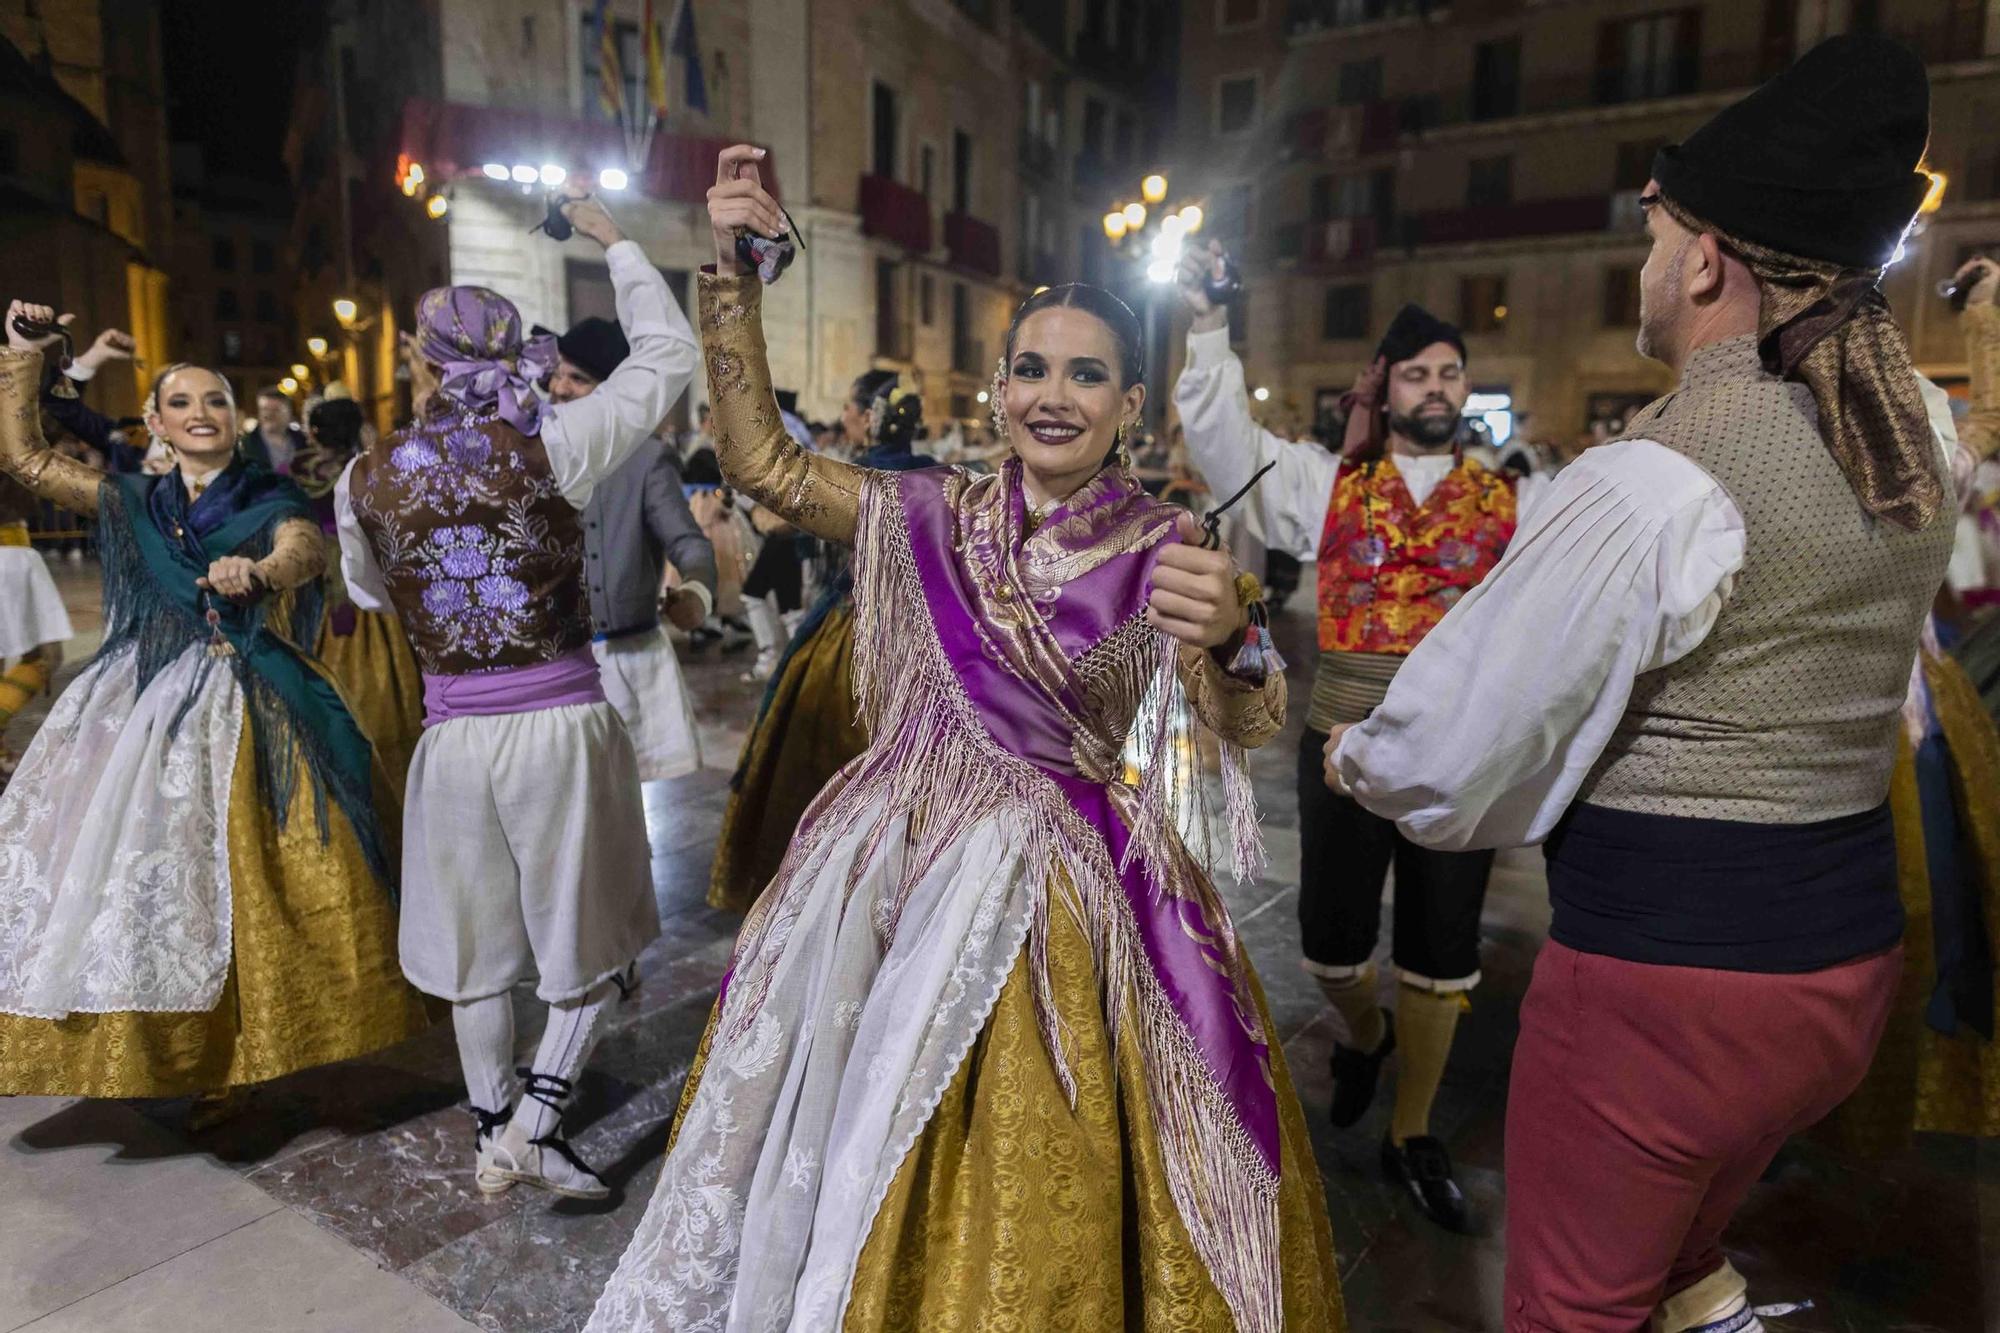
[91,468,394,894]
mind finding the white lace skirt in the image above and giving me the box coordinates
[587,797,1037,1333]
[0,647,242,1018]
[0,547,73,658]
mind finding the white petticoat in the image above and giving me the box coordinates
[0,648,242,1018]
[587,796,1036,1332]
[592,628,703,780]
[0,547,74,658]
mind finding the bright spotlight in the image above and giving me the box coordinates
[599,168,629,191]
[1159,214,1186,241]
[511,164,538,184]
[1145,258,1175,284]
[540,164,566,186]
[481,163,509,180]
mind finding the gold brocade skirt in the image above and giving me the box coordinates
[668,891,1346,1331]
[708,604,866,912]
[1823,651,2000,1153]
[0,719,434,1099]
[317,606,425,808]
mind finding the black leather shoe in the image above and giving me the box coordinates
[1327,1011,1395,1129]
[1381,1134,1475,1234]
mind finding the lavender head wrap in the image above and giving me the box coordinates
[415,286,559,437]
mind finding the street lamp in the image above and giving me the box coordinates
[426,193,450,220]
[1122,201,1147,230]
[1103,210,1128,241]
[290,363,310,381]
[1141,174,1168,205]
[280,376,299,394]
[333,298,359,327]
[307,336,329,357]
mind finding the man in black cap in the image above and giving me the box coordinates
[1175,243,1540,1233]
[1325,35,1954,1330]
[543,314,718,784]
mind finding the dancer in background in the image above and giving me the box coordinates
[289,396,425,803]
[591,144,1340,1333]
[1328,37,1953,1329]
[338,188,697,1199]
[0,317,428,1104]
[707,372,931,912]
[1175,252,1540,1231]
[0,467,69,788]
[540,314,716,786]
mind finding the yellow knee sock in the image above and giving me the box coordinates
[1390,983,1466,1145]
[0,658,50,726]
[1313,964,1387,1054]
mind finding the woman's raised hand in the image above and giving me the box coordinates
[1146,511,1248,649]
[707,145,784,276]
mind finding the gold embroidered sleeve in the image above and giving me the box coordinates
[1179,642,1286,749]
[256,517,328,591]
[0,347,103,516]
[698,271,864,544]
[1961,304,2000,463]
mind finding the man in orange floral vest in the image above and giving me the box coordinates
[1176,250,1543,1232]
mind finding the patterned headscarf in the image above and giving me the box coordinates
[1658,194,1944,531]
[415,286,559,437]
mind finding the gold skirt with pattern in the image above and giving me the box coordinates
[1824,650,2000,1152]
[317,606,425,809]
[0,719,434,1098]
[708,603,865,912]
[668,887,1346,1330]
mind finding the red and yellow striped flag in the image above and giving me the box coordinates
[643,0,669,118]
[594,0,624,120]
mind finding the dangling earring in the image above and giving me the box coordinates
[988,356,1008,437]
[1114,420,1134,473]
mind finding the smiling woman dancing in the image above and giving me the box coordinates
[589,146,1341,1333]
[0,316,428,1103]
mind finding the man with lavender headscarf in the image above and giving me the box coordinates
[334,188,699,1198]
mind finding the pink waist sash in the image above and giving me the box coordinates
[421,647,606,726]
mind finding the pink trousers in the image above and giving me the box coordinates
[1502,939,1901,1332]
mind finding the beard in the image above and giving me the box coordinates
[1386,404,1460,448]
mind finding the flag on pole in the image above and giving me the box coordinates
[669,0,707,115]
[643,0,669,118]
[593,0,624,122]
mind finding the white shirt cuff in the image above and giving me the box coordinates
[1184,325,1234,371]
[64,363,97,384]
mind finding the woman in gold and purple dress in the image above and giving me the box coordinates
[590,146,1340,1333]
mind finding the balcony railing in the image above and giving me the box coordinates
[1405,195,1613,247]
[945,211,1002,277]
[1287,0,1442,38]
[860,174,933,254]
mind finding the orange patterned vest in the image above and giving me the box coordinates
[1316,455,1516,654]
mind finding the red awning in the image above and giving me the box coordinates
[395,97,781,205]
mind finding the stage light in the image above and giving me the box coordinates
[511,164,538,184]
[540,164,566,186]
[1145,258,1175,284]
[600,168,629,191]
[482,163,509,180]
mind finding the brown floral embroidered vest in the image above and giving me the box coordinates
[347,408,591,675]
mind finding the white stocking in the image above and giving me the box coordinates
[517,978,620,1142]
[451,992,517,1121]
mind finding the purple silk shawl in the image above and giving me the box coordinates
[896,461,1279,1175]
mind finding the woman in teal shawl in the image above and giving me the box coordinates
[0,340,430,1100]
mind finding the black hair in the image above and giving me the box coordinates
[871,387,923,454]
[308,398,365,456]
[850,368,899,410]
[1003,283,1144,389]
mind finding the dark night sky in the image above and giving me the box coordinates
[160,0,318,189]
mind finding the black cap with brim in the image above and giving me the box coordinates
[1377,303,1465,369]
[1651,34,1931,271]
[531,316,630,385]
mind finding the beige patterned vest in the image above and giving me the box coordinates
[1577,336,1953,824]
